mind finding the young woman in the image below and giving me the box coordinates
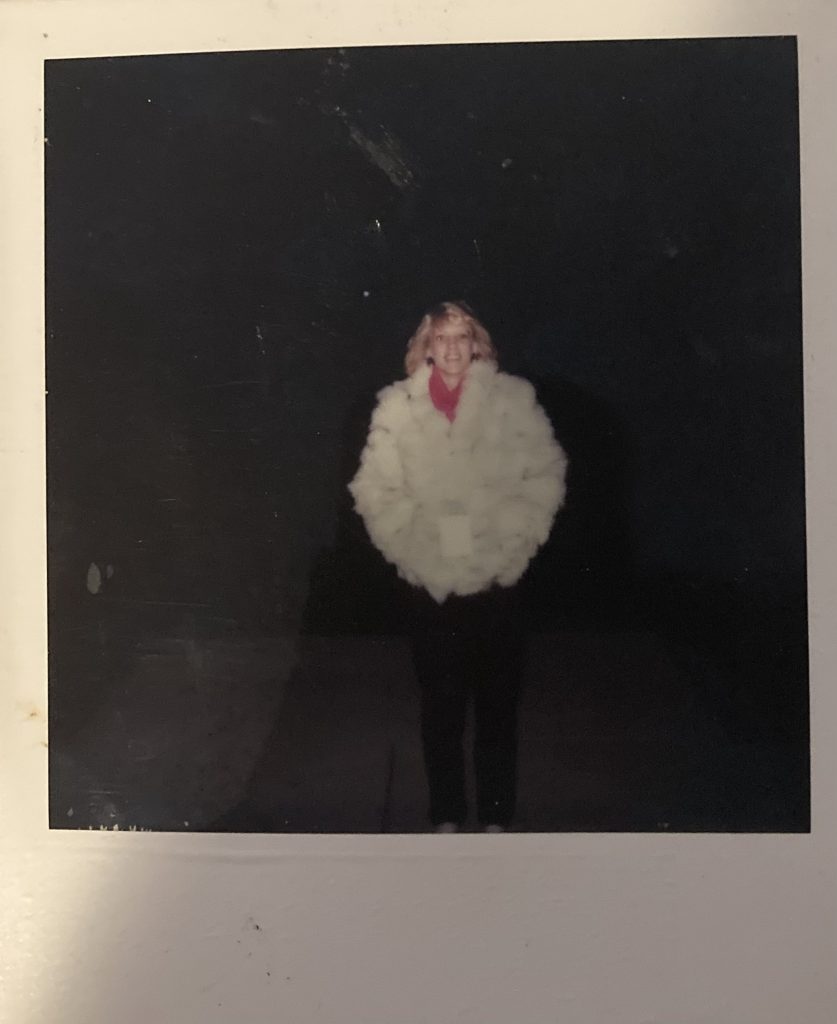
[349,301,567,832]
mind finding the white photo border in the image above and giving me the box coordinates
[2,2,835,1022]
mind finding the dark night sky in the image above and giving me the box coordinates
[45,37,805,634]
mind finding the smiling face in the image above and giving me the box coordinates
[427,317,475,387]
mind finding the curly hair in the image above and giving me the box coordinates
[404,300,498,377]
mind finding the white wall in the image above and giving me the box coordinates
[2,2,836,1022]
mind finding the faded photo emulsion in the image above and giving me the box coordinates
[46,37,808,834]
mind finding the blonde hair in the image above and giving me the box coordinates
[404,300,498,377]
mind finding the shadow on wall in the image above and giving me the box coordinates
[523,373,636,629]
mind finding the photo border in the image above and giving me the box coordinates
[2,2,835,1021]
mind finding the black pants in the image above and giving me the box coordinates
[407,585,526,828]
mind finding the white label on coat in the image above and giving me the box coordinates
[438,515,473,558]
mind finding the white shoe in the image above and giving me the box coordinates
[483,824,505,834]
[434,822,459,834]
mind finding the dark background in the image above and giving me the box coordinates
[45,37,808,833]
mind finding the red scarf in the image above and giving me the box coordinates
[429,365,464,422]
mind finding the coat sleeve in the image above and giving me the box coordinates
[494,380,568,586]
[347,386,417,575]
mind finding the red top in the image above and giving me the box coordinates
[428,365,464,422]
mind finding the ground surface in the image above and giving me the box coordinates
[49,623,805,834]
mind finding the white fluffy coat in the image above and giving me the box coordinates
[349,359,567,603]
